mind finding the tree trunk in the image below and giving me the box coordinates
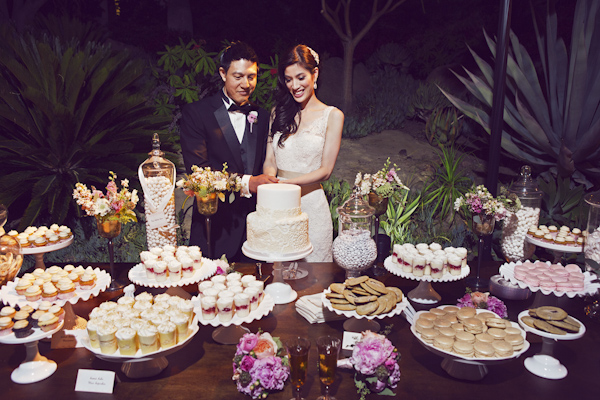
[342,41,355,113]
[167,0,193,35]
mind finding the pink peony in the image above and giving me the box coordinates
[470,291,489,307]
[240,355,255,372]
[239,333,259,353]
[253,333,277,360]
[350,331,395,376]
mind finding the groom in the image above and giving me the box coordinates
[180,41,277,261]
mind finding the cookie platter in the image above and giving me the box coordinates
[0,268,111,308]
[321,289,409,321]
[384,256,470,282]
[411,306,530,362]
[499,261,600,297]
[128,259,217,288]
[518,308,585,340]
[191,292,275,327]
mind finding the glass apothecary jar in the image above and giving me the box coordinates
[332,187,377,278]
[501,165,543,262]
[584,192,600,274]
[138,133,177,249]
[0,205,22,287]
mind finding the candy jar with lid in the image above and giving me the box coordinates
[501,165,543,262]
[332,187,377,278]
[0,205,23,287]
[584,192,600,274]
[138,133,177,249]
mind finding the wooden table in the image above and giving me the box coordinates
[1,261,599,400]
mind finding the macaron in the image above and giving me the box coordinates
[420,328,440,344]
[504,334,525,351]
[463,318,485,334]
[433,335,454,352]
[475,333,495,345]
[456,307,477,322]
[455,331,475,344]
[492,340,514,357]
[453,340,474,357]
[474,341,495,358]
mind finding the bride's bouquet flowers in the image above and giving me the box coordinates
[454,184,520,222]
[457,288,508,319]
[72,171,138,224]
[339,330,401,399]
[176,163,242,202]
[232,331,290,399]
[355,158,408,199]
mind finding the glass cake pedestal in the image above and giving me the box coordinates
[242,242,312,305]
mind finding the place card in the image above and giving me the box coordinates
[342,331,363,351]
[75,369,116,394]
[146,211,169,229]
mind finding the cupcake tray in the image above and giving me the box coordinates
[191,292,275,328]
[0,320,65,384]
[412,306,530,381]
[20,236,74,270]
[321,288,410,320]
[499,261,600,298]
[384,256,470,304]
[525,234,582,253]
[128,258,217,288]
[0,268,111,308]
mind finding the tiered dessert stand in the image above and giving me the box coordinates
[242,241,313,305]
[0,320,65,384]
[384,256,470,304]
[517,310,586,379]
[525,234,582,263]
[192,291,275,345]
[411,306,531,381]
[21,236,73,270]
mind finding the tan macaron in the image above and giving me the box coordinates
[504,333,525,351]
[463,318,485,334]
[415,318,434,333]
[492,340,514,357]
[487,328,507,341]
[457,307,477,322]
[420,328,440,344]
[433,335,454,352]
[475,333,495,344]
[474,341,495,358]
[455,331,475,344]
[453,340,474,357]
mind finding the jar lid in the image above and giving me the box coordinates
[584,191,600,206]
[140,133,175,177]
[337,187,375,218]
[508,165,543,199]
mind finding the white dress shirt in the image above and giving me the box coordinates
[222,90,252,197]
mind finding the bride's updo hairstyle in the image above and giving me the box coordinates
[271,44,319,147]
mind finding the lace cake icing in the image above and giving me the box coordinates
[246,184,310,255]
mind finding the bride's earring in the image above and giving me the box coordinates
[314,81,317,90]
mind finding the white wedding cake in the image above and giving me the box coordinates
[246,184,310,255]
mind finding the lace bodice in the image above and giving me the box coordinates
[272,106,334,173]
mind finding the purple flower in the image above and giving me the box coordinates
[239,333,259,353]
[251,356,289,391]
[350,331,395,376]
[240,355,255,372]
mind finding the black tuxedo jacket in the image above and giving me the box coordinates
[180,92,269,261]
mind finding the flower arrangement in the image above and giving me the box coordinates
[454,184,520,222]
[72,171,138,224]
[176,163,242,202]
[248,110,258,133]
[232,331,290,399]
[339,330,401,400]
[355,158,408,199]
[457,289,508,319]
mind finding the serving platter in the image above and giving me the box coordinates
[321,288,409,320]
[128,259,217,288]
[191,292,275,327]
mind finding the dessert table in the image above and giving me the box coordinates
[1,261,598,399]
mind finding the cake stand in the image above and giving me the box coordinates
[192,292,275,345]
[384,256,470,304]
[322,288,409,332]
[81,317,200,378]
[21,236,74,270]
[412,307,530,381]
[525,234,582,263]
[128,258,217,288]
[0,320,65,384]
[242,242,312,305]
[499,261,600,308]
[518,310,586,379]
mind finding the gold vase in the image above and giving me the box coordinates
[472,213,495,236]
[196,192,219,216]
[368,192,389,217]
[96,217,122,239]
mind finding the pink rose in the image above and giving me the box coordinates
[470,291,489,307]
[239,333,259,353]
[253,332,277,359]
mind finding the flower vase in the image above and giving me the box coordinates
[96,217,124,291]
[196,192,219,258]
[466,214,495,291]
[368,192,389,273]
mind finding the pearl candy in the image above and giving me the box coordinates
[584,229,600,271]
[500,207,540,261]
[143,175,177,248]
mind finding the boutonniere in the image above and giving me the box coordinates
[247,111,258,133]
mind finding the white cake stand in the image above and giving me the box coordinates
[128,258,217,288]
[242,242,312,305]
[0,321,65,384]
[518,310,586,380]
[21,236,74,270]
[525,235,582,263]
[384,256,470,304]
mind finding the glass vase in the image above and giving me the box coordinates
[96,217,123,291]
[196,192,219,258]
[465,213,495,290]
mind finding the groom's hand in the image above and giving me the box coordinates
[249,174,279,193]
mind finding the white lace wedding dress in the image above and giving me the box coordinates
[272,106,335,262]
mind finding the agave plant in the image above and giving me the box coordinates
[441,0,600,184]
[0,25,169,230]
[425,106,463,148]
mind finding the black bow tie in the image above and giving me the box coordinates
[228,102,253,115]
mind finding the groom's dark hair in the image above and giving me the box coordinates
[219,41,259,72]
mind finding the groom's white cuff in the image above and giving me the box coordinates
[241,174,252,198]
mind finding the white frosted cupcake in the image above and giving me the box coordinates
[203,288,219,300]
[168,260,182,282]
[154,261,168,282]
[211,275,226,285]
[200,296,217,320]
[234,293,250,318]
[244,287,260,312]
[117,296,135,308]
[157,321,177,349]
[241,274,256,288]
[144,259,157,280]
[138,325,159,354]
[97,324,118,355]
[170,312,190,342]
[218,290,235,300]
[217,297,234,322]
[180,257,194,278]
[116,327,138,356]
[189,250,202,270]
[248,280,264,302]
[226,272,241,284]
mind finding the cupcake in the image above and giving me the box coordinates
[86,319,102,348]
[200,296,216,321]
[177,299,195,320]
[170,312,190,343]
[25,284,42,301]
[38,312,60,332]
[97,324,118,355]
[7,229,18,238]
[13,320,33,339]
[49,305,65,322]
[79,272,96,290]
[30,310,45,328]
[57,279,76,300]
[34,236,47,247]
[0,316,15,336]
[13,310,30,323]
[116,327,138,356]
[1,306,16,319]
[42,283,59,302]
[157,321,177,348]
[138,325,159,354]
[234,293,250,318]
[18,237,30,248]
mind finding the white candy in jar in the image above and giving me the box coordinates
[584,229,600,271]
[143,175,177,248]
[501,207,540,261]
[332,229,377,270]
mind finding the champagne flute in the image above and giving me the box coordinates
[284,337,311,400]
[316,335,341,400]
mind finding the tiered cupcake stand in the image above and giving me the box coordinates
[21,236,73,270]
[525,235,582,263]
[411,306,531,381]
[128,258,217,289]
[384,256,470,304]
[0,268,110,383]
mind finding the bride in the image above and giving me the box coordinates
[263,44,344,262]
